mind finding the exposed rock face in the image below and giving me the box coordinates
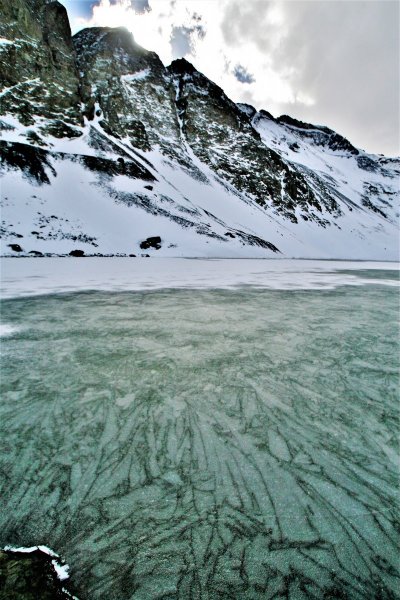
[169,58,336,224]
[0,0,398,258]
[276,115,359,155]
[0,549,72,600]
[73,27,198,171]
[0,0,81,135]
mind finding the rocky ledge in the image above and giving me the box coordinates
[0,547,75,600]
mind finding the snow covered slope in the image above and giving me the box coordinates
[0,1,398,258]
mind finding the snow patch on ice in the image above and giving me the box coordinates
[0,324,19,337]
[52,560,70,581]
[0,258,398,299]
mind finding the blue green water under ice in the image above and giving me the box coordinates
[0,278,399,599]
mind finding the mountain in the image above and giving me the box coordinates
[0,0,398,258]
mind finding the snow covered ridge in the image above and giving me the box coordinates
[0,0,399,259]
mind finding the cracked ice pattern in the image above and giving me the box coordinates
[0,284,399,599]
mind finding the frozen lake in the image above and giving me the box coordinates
[0,257,399,299]
[0,259,399,598]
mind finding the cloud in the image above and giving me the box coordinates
[170,22,206,59]
[220,0,400,155]
[233,64,255,84]
[129,0,151,14]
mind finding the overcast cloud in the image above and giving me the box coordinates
[170,19,206,59]
[128,0,151,14]
[233,64,256,84]
[62,0,399,155]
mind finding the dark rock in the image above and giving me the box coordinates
[357,155,378,172]
[140,236,162,250]
[0,141,55,184]
[361,198,387,218]
[328,133,359,155]
[234,232,280,253]
[289,142,300,152]
[28,250,44,256]
[144,185,153,191]
[0,549,72,600]
[8,244,23,252]
[25,130,46,147]
[224,232,235,238]
[80,154,155,181]
[169,57,197,75]
[0,0,82,130]
[69,249,85,257]
[277,114,330,133]
[129,253,137,257]
[73,26,167,153]
[258,109,275,121]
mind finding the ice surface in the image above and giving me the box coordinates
[0,274,398,599]
[0,258,398,299]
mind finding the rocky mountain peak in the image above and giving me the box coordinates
[168,57,198,75]
[276,114,359,155]
[0,2,398,259]
[73,26,164,77]
[0,0,81,135]
[72,26,176,152]
[75,26,144,59]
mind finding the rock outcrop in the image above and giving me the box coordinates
[0,548,73,600]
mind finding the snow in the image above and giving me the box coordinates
[0,78,40,98]
[52,560,70,581]
[0,258,398,299]
[4,545,58,556]
[0,111,398,260]
[254,114,399,218]
[0,323,19,337]
[1,143,397,258]
[3,545,70,582]
[121,69,150,82]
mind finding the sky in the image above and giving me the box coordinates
[61,0,399,156]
